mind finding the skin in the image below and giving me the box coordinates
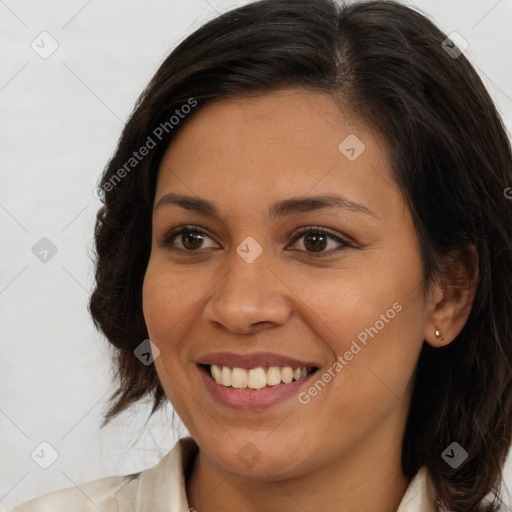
[142,89,477,512]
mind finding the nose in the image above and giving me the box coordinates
[203,251,293,335]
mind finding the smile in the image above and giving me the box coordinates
[197,362,319,411]
[205,364,316,389]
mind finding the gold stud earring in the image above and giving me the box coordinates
[435,328,445,340]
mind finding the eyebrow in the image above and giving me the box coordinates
[154,193,377,220]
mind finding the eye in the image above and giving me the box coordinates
[160,225,354,256]
[160,225,219,252]
[288,226,354,256]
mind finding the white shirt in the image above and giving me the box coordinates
[3,437,459,511]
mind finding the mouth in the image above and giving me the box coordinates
[196,351,321,410]
[198,363,319,390]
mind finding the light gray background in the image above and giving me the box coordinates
[1,0,512,509]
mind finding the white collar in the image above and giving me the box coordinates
[134,436,197,511]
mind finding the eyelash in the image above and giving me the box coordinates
[160,225,354,257]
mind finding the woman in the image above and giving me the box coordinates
[9,0,512,510]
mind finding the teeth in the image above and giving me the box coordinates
[211,364,222,382]
[231,367,248,388]
[248,368,267,389]
[221,366,232,386]
[281,367,293,384]
[209,364,312,389]
[267,366,282,386]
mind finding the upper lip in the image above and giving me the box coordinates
[196,352,320,369]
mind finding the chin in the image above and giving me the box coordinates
[201,434,311,480]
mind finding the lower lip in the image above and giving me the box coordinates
[198,365,318,411]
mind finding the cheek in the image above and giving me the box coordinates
[142,267,168,339]
[307,250,426,384]
[142,261,195,339]
[142,265,192,403]
[300,272,404,344]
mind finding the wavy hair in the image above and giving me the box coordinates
[89,1,512,510]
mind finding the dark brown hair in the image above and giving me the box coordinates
[89,1,512,510]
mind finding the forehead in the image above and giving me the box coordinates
[154,89,398,219]
[163,90,361,164]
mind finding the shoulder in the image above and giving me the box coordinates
[6,437,198,512]
[7,473,140,512]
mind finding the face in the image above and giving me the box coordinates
[142,89,430,480]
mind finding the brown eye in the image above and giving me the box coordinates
[161,225,353,257]
[302,232,328,253]
[289,227,353,256]
[161,226,218,252]
[181,231,205,250]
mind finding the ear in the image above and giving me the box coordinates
[424,244,479,348]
